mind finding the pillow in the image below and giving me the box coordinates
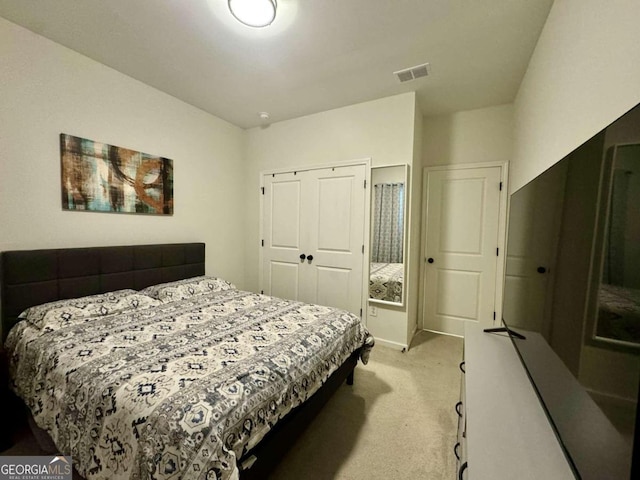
[18,290,161,330]
[140,275,235,302]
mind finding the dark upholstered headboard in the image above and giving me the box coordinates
[0,243,205,341]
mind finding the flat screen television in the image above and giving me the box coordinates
[501,103,640,479]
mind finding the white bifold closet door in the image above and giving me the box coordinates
[261,164,366,316]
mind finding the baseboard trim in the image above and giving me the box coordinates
[374,338,408,351]
[422,328,464,339]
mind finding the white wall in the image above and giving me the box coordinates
[245,93,417,348]
[418,104,513,331]
[512,0,640,194]
[245,92,416,290]
[422,104,513,167]
[0,18,247,287]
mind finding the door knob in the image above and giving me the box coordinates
[427,257,434,264]
[300,253,306,261]
[537,266,547,274]
[307,255,314,262]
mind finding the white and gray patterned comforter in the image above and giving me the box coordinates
[5,288,373,480]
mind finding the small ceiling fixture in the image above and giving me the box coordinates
[228,0,277,28]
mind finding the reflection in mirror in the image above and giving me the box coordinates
[503,159,567,336]
[595,144,640,346]
[369,165,407,306]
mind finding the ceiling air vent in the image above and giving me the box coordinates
[394,63,430,83]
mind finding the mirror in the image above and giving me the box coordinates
[369,164,408,306]
[593,143,640,347]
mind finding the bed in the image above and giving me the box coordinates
[0,243,373,480]
[369,262,404,303]
[596,283,640,343]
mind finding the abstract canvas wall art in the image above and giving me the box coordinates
[60,134,174,215]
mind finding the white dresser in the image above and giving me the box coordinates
[457,323,576,479]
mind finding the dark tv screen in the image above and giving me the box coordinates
[502,103,640,479]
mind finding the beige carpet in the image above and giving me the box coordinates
[2,331,463,480]
[269,330,464,479]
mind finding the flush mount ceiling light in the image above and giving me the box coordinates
[228,0,277,28]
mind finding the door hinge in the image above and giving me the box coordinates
[261,290,264,295]
[261,239,264,247]
[364,179,367,188]
[496,247,499,256]
[261,187,264,195]
[499,182,503,191]
[360,308,363,317]
[362,244,365,254]
[493,311,496,320]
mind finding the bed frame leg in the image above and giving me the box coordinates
[346,370,354,385]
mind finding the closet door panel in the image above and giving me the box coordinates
[314,266,352,312]
[316,176,354,252]
[262,173,304,300]
[270,181,301,248]
[303,165,366,315]
[268,261,299,300]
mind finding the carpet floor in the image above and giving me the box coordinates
[2,330,464,479]
[268,330,464,479]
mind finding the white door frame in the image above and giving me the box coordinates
[259,158,371,323]
[419,161,509,334]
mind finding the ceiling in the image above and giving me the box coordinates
[0,0,554,129]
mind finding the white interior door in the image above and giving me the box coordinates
[503,161,567,335]
[261,164,366,316]
[303,165,366,315]
[262,172,304,301]
[423,166,503,335]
